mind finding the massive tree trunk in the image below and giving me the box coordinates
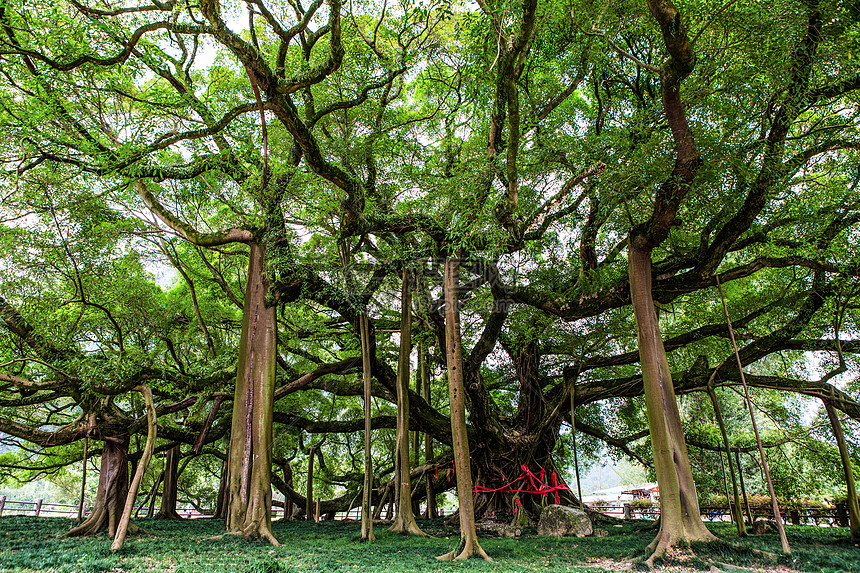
[158,446,182,519]
[66,438,130,537]
[224,242,279,545]
[628,240,715,563]
[437,256,490,561]
[470,341,571,523]
[390,269,424,536]
[471,436,566,525]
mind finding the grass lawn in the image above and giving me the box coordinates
[0,516,857,572]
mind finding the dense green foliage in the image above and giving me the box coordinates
[0,0,858,559]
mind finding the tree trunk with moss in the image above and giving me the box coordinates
[66,438,130,537]
[437,256,490,561]
[629,241,715,563]
[224,242,279,545]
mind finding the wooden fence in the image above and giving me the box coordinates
[588,503,846,527]
[0,495,80,518]
[0,494,846,528]
[0,496,448,522]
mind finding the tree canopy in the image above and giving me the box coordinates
[1,0,859,561]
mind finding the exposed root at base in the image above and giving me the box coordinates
[65,513,143,540]
[436,538,492,561]
[237,522,281,547]
[642,536,780,571]
[644,534,673,570]
[223,523,280,546]
[389,521,430,537]
[643,529,716,569]
[260,529,281,547]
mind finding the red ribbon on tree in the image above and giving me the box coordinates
[472,464,570,501]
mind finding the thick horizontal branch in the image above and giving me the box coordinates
[274,357,361,401]
[136,181,253,246]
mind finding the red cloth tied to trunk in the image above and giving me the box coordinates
[472,464,570,504]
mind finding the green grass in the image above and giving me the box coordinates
[0,517,857,572]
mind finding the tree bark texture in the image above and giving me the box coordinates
[158,446,182,519]
[66,438,130,537]
[437,257,490,561]
[628,240,714,564]
[225,242,279,545]
[390,269,424,535]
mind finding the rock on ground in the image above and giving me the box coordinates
[537,504,593,537]
[477,522,522,538]
[752,518,778,535]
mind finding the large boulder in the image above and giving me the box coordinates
[752,517,778,535]
[537,505,593,537]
